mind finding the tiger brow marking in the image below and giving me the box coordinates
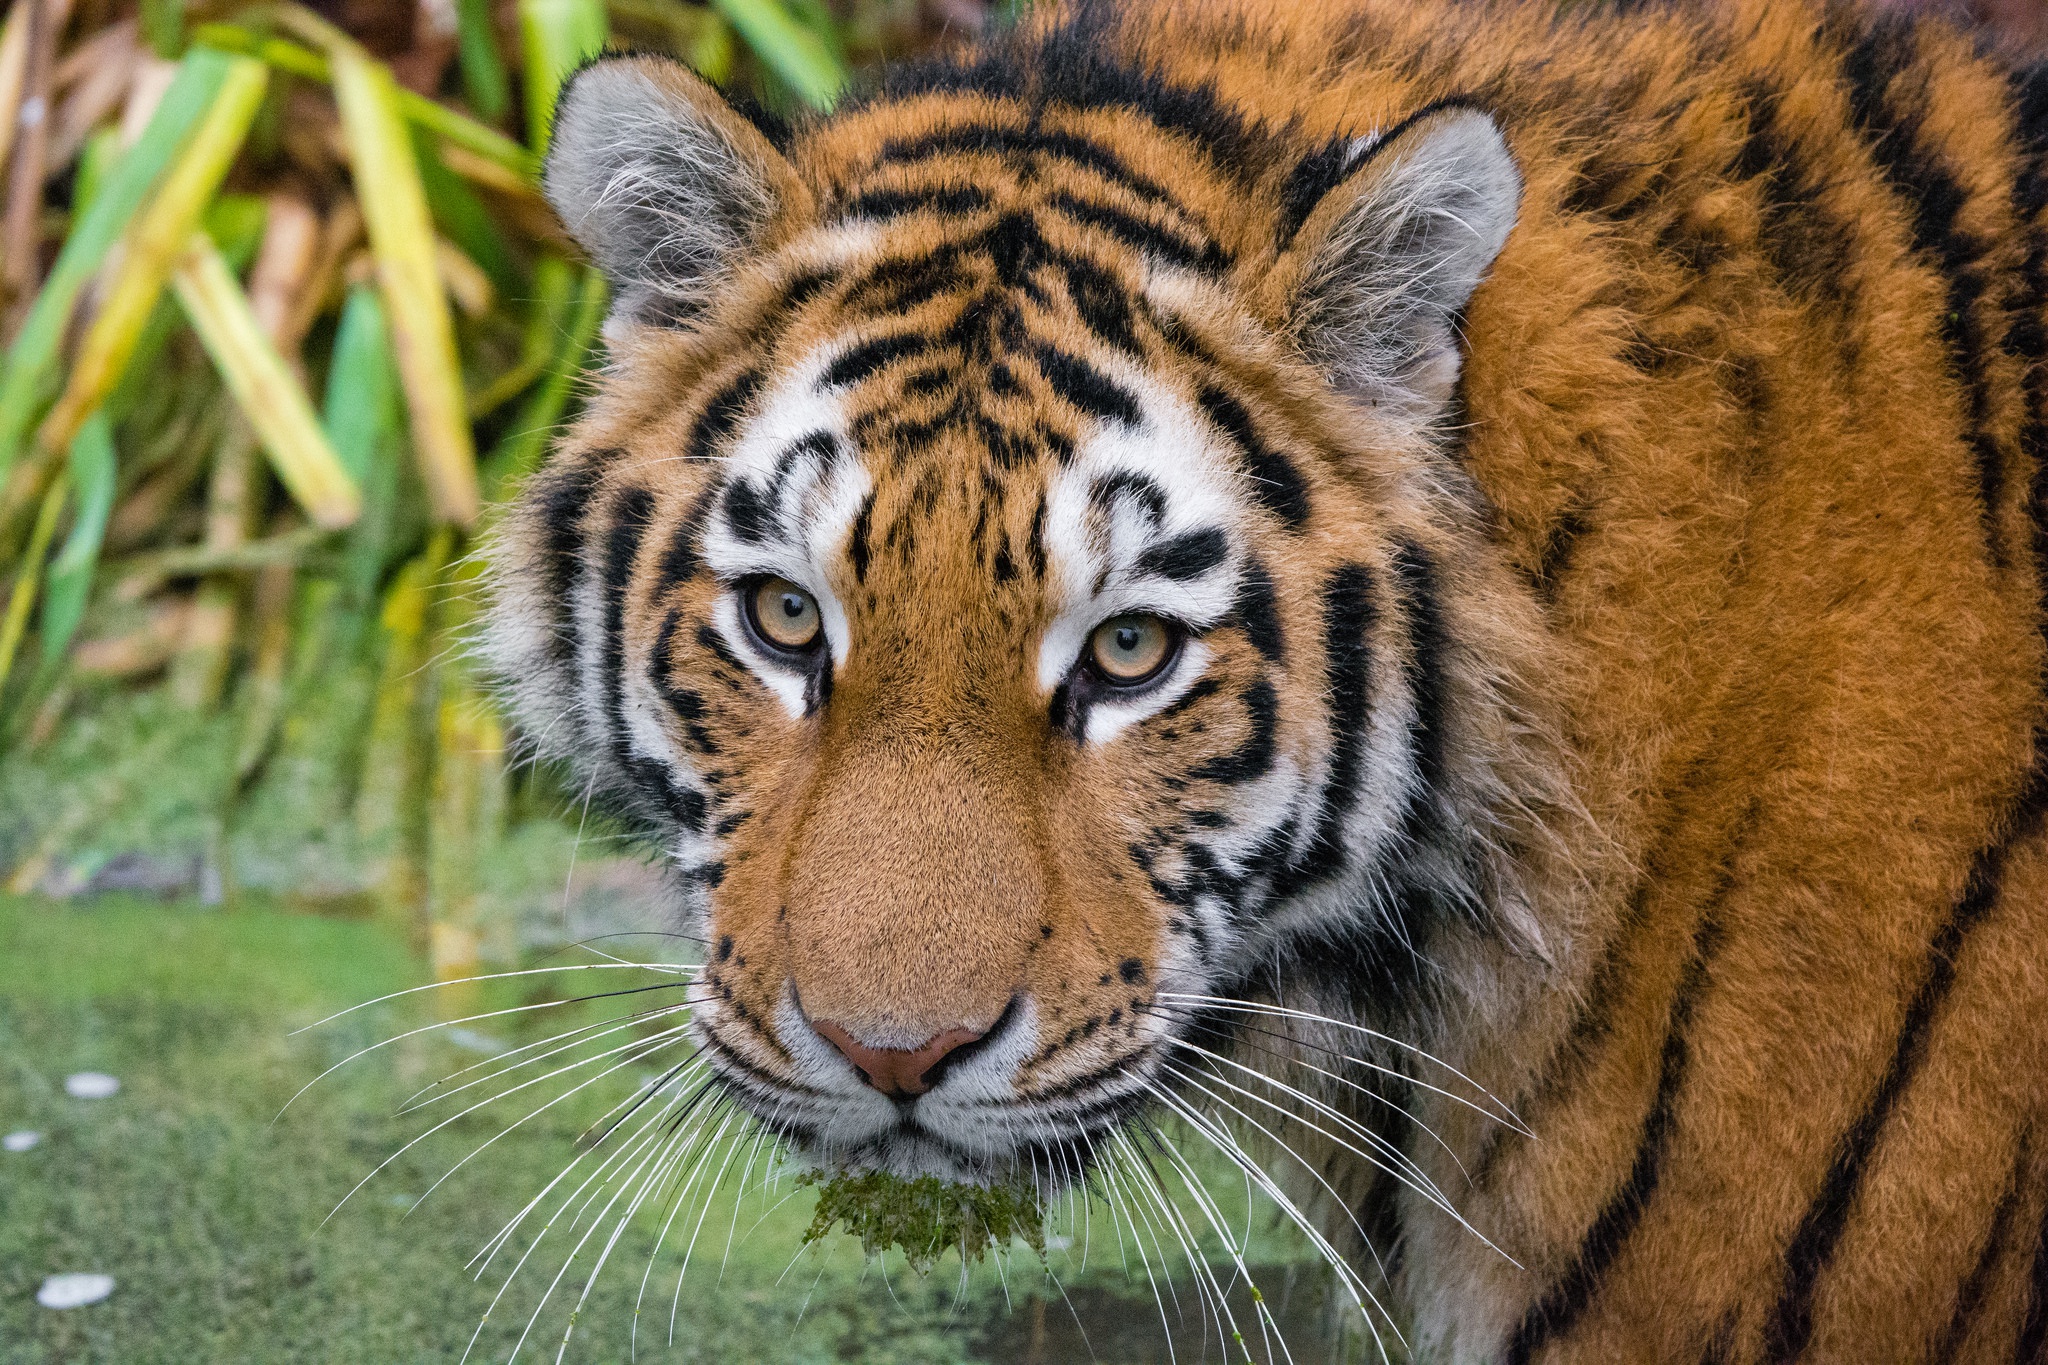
[688,369,762,464]
[1033,342,1142,425]
[1839,21,2011,570]
[1195,384,1312,533]
[1504,908,1730,1364]
[822,332,931,388]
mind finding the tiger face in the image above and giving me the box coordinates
[485,49,1557,1188]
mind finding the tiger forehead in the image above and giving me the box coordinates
[794,95,1268,277]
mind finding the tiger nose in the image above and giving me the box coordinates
[811,1019,986,1098]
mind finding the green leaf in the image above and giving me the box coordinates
[519,0,608,149]
[322,286,405,613]
[0,48,234,481]
[203,194,271,274]
[38,416,117,668]
[710,0,845,110]
[456,0,511,122]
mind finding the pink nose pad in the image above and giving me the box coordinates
[811,1020,986,1098]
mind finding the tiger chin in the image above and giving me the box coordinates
[481,0,2048,1360]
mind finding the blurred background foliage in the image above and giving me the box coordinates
[0,0,997,980]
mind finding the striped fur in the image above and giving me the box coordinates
[482,2,2048,1359]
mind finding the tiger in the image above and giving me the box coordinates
[479,0,2048,1358]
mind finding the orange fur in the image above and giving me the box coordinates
[485,3,2048,1359]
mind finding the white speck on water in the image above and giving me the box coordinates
[64,1073,120,1099]
[1043,1234,1073,1252]
[3,1130,41,1152]
[37,1273,114,1309]
[387,1193,417,1209]
[444,1028,506,1055]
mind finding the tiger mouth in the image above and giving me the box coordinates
[692,1006,1166,1187]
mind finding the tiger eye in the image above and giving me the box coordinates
[1090,614,1174,684]
[749,577,822,652]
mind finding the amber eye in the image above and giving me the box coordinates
[1089,614,1175,685]
[745,577,822,654]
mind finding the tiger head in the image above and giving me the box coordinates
[485,28,1564,1188]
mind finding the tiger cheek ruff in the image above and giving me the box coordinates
[480,0,2048,1358]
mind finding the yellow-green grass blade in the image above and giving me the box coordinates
[172,232,361,530]
[0,48,233,482]
[38,412,115,667]
[711,0,844,109]
[414,128,522,297]
[519,0,607,149]
[332,43,481,528]
[36,54,269,458]
[192,23,540,184]
[0,470,68,702]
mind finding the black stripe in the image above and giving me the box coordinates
[1195,384,1312,532]
[2021,1186,2048,1364]
[1277,136,1359,251]
[652,486,714,597]
[1060,254,1142,357]
[1733,79,1858,312]
[1091,470,1168,525]
[1189,680,1278,785]
[846,491,875,584]
[648,608,718,757]
[1764,757,2048,1362]
[870,124,1178,207]
[837,183,991,220]
[1135,527,1228,581]
[1045,192,1229,273]
[722,477,777,544]
[535,456,601,666]
[1931,1136,2026,1361]
[688,370,760,464]
[1269,563,1375,902]
[1841,23,2008,567]
[823,333,929,388]
[1229,558,1286,662]
[599,486,703,832]
[1035,343,1142,425]
[841,248,970,315]
[1505,913,1726,1363]
[1389,540,1450,794]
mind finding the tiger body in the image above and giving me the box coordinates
[483,1,2048,1360]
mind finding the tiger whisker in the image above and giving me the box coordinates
[289,960,691,1036]
[1112,1126,1253,1361]
[397,995,695,1116]
[462,1079,713,1365]
[330,1023,696,1230]
[1129,1121,1292,1365]
[1140,1082,1401,1365]
[1154,992,1527,1132]
[1157,1038,1466,1222]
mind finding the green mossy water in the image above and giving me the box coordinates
[799,1169,1046,1272]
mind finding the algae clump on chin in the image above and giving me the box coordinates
[799,1170,1046,1272]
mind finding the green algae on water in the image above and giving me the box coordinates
[798,1170,1045,1271]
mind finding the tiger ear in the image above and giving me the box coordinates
[544,55,813,330]
[1283,104,1521,422]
